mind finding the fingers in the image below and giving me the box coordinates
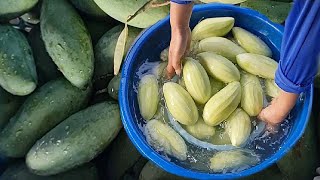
[167,47,183,78]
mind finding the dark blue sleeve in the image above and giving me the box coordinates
[171,0,193,4]
[275,0,320,94]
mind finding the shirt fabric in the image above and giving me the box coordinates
[170,0,320,94]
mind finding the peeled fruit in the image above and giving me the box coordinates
[160,47,169,61]
[232,27,272,57]
[163,82,198,125]
[211,128,231,145]
[203,81,241,126]
[240,72,263,116]
[192,17,235,41]
[210,77,225,96]
[265,79,280,98]
[145,119,187,160]
[226,108,251,146]
[237,53,278,79]
[152,62,168,80]
[183,57,211,104]
[138,75,159,120]
[209,150,259,172]
[185,117,215,140]
[198,52,240,83]
[198,37,246,63]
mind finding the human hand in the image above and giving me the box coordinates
[258,89,298,127]
[167,27,191,78]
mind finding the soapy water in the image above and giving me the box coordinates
[133,59,296,173]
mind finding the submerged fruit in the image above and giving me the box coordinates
[203,81,241,126]
[192,17,234,40]
[145,119,187,161]
[183,57,211,104]
[226,108,251,146]
[185,117,215,140]
[237,53,278,79]
[163,82,198,125]
[138,75,159,121]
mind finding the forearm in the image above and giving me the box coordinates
[170,1,193,33]
[275,0,320,94]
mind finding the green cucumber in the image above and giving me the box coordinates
[28,25,61,85]
[0,78,91,158]
[107,74,121,100]
[94,25,140,79]
[26,101,122,176]
[0,0,38,21]
[41,0,94,89]
[0,25,38,96]
[0,162,98,180]
[0,87,24,130]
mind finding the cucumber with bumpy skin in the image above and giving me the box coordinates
[0,25,38,96]
[0,87,24,130]
[41,0,94,89]
[0,78,91,158]
[26,101,122,176]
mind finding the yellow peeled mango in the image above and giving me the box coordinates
[192,17,235,41]
[198,52,240,83]
[226,108,251,146]
[236,53,278,79]
[183,57,211,104]
[198,37,246,63]
[145,119,187,161]
[209,150,258,172]
[185,117,215,140]
[163,82,198,125]
[138,75,159,120]
[265,79,280,98]
[232,27,272,57]
[240,72,263,116]
[203,81,241,126]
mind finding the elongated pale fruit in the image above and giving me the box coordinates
[185,117,215,140]
[198,37,246,63]
[138,75,159,121]
[192,17,234,40]
[209,150,258,172]
[163,82,198,125]
[203,81,241,126]
[240,72,263,116]
[183,57,211,104]
[210,77,225,96]
[160,47,169,61]
[232,27,272,57]
[265,79,280,98]
[237,53,278,79]
[198,52,240,83]
[226,108,251,146]
[145,119,187,160]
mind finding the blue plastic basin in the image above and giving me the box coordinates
[119,3,313,179]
